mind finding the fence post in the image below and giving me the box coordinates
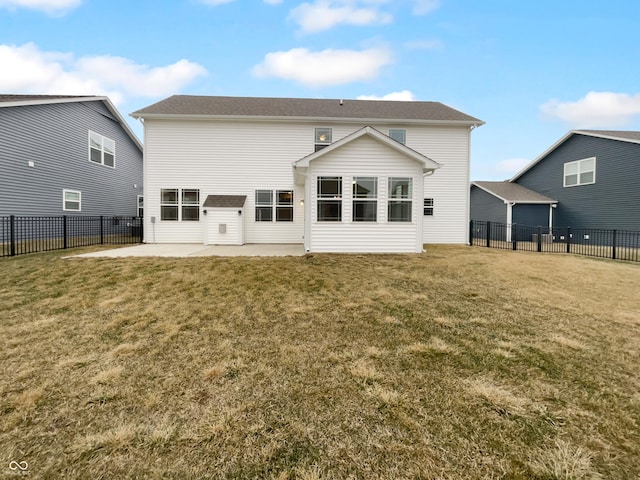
[139,218,144,243]
[100,216,104,245]
[566,227,571,253]
[612,229,617,260]
[486,221,491,248]
[537,225,542,252]
[9,215,16,257]
[63,215,68,250]
[512,223,517,250]
[469,220,473,246]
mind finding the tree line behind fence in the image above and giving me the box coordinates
[470,220,640,262]
[0,215,143,257]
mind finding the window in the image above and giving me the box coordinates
[564,157,596,187]
[63,189,81,211]
[352,177,377,222]
[388,177,412,222]
[160,188,199,221]
[89,131,115,167]
[255,190,294,222]
[389,129,406,144]
[137,195,144,217]
[315,128,332,151]
[423,198,434,216]
[317,176,342,221]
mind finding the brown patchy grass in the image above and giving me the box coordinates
[1,245,639,479]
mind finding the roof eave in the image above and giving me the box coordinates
[0,96,103,109]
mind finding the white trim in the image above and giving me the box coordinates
[563,157,596,187]
[63,189,81,212]
[88,130,116,168]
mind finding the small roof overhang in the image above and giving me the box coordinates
[292,126,441,185]
[203,195,247,208]
[471,181,557,204]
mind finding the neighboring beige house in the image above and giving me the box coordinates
[131,95,483,253]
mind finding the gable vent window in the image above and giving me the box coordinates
[89,131,115,168]
[564,157,596,187]
[389,129,406,144]
[315,128,332,151]
[423,198,434,216]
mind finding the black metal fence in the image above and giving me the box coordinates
[1,215,143,257]
[470,220,640,263]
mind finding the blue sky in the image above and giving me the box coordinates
[1,0,639,180]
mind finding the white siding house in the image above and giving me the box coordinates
[131,95,483,253]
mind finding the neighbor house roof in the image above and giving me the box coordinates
[131,95,484,126]
[202,195,247,208]
[472,181,557,204]
[0,94,143,151]
[510,129,640,182]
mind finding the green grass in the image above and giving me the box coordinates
[1,245,639,479]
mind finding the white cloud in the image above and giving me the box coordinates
[411,0,440,15]
[0,0,81,14]
[492,158,531,177]
[252,47,392,87]
[0,43,207,105]
[289,1,393,34]
[540,91,640,128]
[357,90,416,101]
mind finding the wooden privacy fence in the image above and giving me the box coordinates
[470,220,640,263]
[1,215,143,257]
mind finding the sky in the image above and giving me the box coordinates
[1,0,639,181]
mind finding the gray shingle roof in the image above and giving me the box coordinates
[472,181,557,203]
[131,95,483,124]
[203,195,247,208]
[0,94,96,104]
[576,130,640,143]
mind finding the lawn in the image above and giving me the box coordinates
[1,246,639,479]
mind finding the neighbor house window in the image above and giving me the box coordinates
[137,195,144,217]
[317,176,342,221]
[424,198,434,216]
[89,131,115,167]
[389,129,406,144]
[160,188,199,221]
[63,189,81,211]
[564,157,596,187]
[352,177,377,222]
[388,177,412,222]
[255,190,294,222]
[315,128,332,151]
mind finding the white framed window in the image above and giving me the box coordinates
[160,188,199,221]
[389,129,406,144]
[63,189,81,211]
[89,131,115,168]
[424,198,434,216]
[388,177,412,222]
[315,128,332,151]
[352,177,377,222]
[255,190,294,222]
[317,176,342,221]
[564,157,596,187]
[137,195,144,217]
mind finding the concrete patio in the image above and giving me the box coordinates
[71,243,305,258]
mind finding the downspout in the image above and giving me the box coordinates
[293,165,311,252]
[506,202,515,242]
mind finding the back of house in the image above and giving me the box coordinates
[0,95,143,217]
[132,95,483,253]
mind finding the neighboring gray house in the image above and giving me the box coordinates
[471,130,640,231]
[0,95,143,217]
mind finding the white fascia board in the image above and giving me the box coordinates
[510,130,577,182]
[99,97,143,152]
[470,182,557,204]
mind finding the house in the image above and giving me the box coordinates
[471,130,640,231]
[0,95,143,217]
[131,95,483,253]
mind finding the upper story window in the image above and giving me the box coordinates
[564,157,595,187]
[160,188,199,221]
[389,129,406,144]
[315,128,332,151]
[388,177,412,222]
[255,190,294,222]
[63,189,81,211]
[89,131,115,168]
[352,177,377,222]
[317,176,342,221]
